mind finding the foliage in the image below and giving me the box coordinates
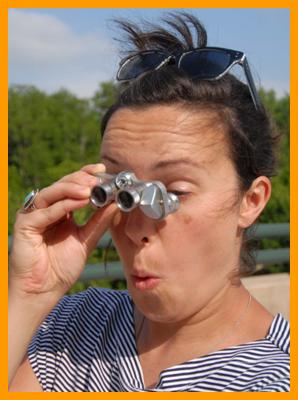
[259,89,289,224]
[8,83,289,291]
[256,90,290,274]
[8,84,103,232]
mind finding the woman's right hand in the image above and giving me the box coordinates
[9,163,118,300]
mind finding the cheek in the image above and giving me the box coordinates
[166,210,198,248]
[168,202,225,254]
[173,202,240,266]
[182,214,193,225]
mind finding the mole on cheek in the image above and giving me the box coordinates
[183,214,192,225]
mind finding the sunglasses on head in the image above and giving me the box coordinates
[116,47,261,111]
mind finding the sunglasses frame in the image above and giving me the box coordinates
[117,47,261,111]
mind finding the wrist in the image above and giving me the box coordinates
[9,266,68,305]
[9,281,63,317]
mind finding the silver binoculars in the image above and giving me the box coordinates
[90,171,179,220]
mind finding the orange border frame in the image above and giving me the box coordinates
[1,1,296,399]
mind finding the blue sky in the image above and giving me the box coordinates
[9,8,289,99]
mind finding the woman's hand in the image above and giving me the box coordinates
[9,163,118,299]
[9,163,119,386]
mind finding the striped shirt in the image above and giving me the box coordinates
[28,287,290,392]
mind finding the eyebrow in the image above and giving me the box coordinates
[101,154,203,170]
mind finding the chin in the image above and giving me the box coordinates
[128,283,183,323]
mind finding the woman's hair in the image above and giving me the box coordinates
[101,12,279,276]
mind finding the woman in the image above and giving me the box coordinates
[9,13,289,392]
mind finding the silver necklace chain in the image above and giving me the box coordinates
[211,292,252,350]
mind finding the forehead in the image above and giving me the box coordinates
[100,104,229,170]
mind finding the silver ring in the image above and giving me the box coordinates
[22,189,39,212]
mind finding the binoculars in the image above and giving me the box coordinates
[90,171,179,220]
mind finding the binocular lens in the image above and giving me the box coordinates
[117,191,134,210]
[90,186,107,207]
[89,171,179,219]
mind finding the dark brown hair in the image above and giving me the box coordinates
[101,12,279,276]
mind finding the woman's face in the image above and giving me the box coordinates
[100,104,244,322]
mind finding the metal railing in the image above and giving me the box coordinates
[8,223,290,282]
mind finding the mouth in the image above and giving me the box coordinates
[131,271,161,291]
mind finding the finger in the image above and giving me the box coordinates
[17,198,90,232]
[36,166,107,209]
[81,163,106,175]
[78,203,119,255]
[35,182,92,209]
[57,170,100,186]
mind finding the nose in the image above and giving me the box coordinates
[124,206,157,246]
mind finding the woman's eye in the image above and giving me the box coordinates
[169,190,189,197]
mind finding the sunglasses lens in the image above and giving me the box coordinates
[180,50,231,79]
[118,52,167,80]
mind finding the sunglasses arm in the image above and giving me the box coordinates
[242,56,262,111]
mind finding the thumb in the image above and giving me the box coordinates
[78,203,119,255]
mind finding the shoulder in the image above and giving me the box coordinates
[49,287,130,314]
[27,288,133,391]
[266,313,290,355]
[28,287,133,356]
[248,313,290,392]
[59,286,130,306]
[211,314,290,392]
[40,287,132,330]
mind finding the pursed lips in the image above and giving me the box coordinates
[130,268,161,290]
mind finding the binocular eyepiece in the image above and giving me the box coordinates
[90,171,179,220]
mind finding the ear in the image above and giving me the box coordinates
[238,176,272,229]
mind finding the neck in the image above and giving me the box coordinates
[135,283,254,355]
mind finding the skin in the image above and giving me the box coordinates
[9,164,118,391]
[101,104,274,387]
[102,105,242,321]
[9,103,273,391]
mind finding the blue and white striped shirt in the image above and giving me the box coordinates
[28,287,290,392]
